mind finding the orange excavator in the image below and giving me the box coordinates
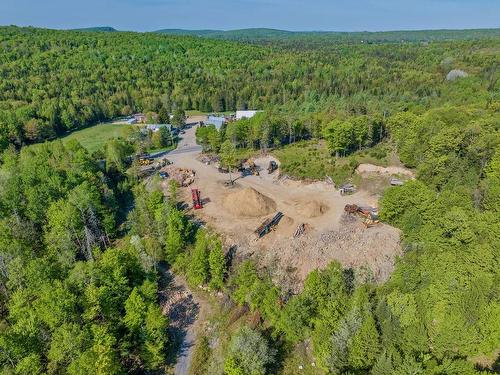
[344,204,380,227]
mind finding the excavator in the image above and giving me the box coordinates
[344,204,380,227]
[240,159,260,176]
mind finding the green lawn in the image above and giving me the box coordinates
[62,123,135,153]
[147,144,177,154]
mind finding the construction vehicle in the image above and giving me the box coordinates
[339,183,357,195]
[255,212,284,238]
[240,160,260,177]
[139,157,153,166]
[251,163,260,176]
[267,161,278,174]
[136,153,154,166]
[390,178,404,186]
[344,204,380,227]
[191,189,203,210]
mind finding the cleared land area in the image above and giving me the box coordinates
[62,122,134,152]
[161,126,404,292]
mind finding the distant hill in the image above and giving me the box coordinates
[156,28,294,39]
[72,26,117,32]
[155,29,219,37]
[155,27,500,43]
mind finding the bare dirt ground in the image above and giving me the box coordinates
[161,126,403,292]
[186,115,208,125]
[356,163,415,178]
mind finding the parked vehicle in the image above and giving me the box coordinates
[267,161,278,174]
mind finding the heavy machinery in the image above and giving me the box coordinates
[137,153,154,166]
[390,178,404,186]
[339,183,357,195]
[240,160,260,177]
[344,204,380,227]
[191,189,203,210]
[139,157,153,166]
[255,212,284,238]
[267,161,278,174]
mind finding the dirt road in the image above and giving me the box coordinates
[163,125,402,291]
[158,263,210,375]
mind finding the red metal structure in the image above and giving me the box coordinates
[191,189,203,209]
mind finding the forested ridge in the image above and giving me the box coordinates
[0,25,499,374]
[1,26,498,150]
[155,27,500,43]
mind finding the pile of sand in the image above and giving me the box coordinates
[297,200,329,218]
[356,163,415,178]
[223,187,277,217]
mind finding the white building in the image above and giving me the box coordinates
[236,110,261,120]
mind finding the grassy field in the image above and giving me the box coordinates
[273,140,335,180]
[273,140,359,184]
[62,123,135,153]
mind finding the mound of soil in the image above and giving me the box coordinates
[223,187,277,217]
[356,163,415,178]
[297,200,329,218]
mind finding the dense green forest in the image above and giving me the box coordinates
[1,26,499,150]
[0,25,499,374]
[155,27,500,43]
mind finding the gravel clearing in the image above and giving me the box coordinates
[163,126,402,292]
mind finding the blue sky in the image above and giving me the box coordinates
[1,0,499,32]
